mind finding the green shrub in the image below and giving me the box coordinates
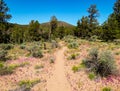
[102,87,111,91]
[20,44,26,49]
[68,53,79,60]
[98,51,117,77]
[70,54,76,59]
[0,63,15,75]
[19,79,40,89]
[9,62,29,69]
[115,51,120,55]
[19,62,30,67]
[0,62,4,68]
[32,50,43,58]
[0,44,14,50]
[68,42,79,49]
[0,66,13,75]
[51,40,59,48]
[114,39,120,45]
[72,65,79,73]
[89,35,98,42]
[0,62,29,76]
[83,48,98,70]
[0,50,7,61]
[88,72,96,80]
[34,64,44,69]
[83,48,117,77]
[8,64,19,70]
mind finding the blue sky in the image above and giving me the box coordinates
[6,0,116,25]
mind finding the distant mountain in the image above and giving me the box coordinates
[41,21,75,28]
[10,21,75,30]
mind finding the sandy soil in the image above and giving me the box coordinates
[0,41,120,91]
[46,47,71,91]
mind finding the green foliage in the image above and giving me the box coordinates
[0,0,11,23]
[32,50,43,58]
[56,26,66,39]
[0,44,14,50]
[19,62,30,67]
[101,0,120,41]
[113,0,120,29]
[0,63,13,75]
[88,72,96,80]
[20,44,26,49]
[10,25,25,43]
[0,49,7,61]
[19,79,40,89]
[34,64,44,69]
[0,62,29,76]
[114,39,120,45]
[8,64,20,70]
[74,17,89,38]
[83,48,117,77]
[88,4,99,36]
[49,16,58,40]
[27,20,41,41]
[115,51,120,55]
[72,65,79,73]
[102,87,111,91]
[68,53,79,60]
[89,35,98,42]
[70,54,76,60]
[0,62,4,68]
[51,40,59,48]
[68,42,79,49]
[98,51,117,77]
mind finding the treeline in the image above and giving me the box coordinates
[0,0,120,44]
[74,1,120,41]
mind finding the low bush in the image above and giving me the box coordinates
[88,72,96,80]
[19,79,40,89]
[0,50,7,61]
[97,51,117,77]
[68,42,79,49]
[0,62,29,76]
[68,53,79,60]
[102,87,111,91]
[34,64,44,69]
[0,44,14,50]
[19,62,30,67]
[51,40,59,48]
[72,65,79,73]
[83,48,117,77]
[20,44,26,49]
[32,50,43,58]
[0,65,13,75]
[70,54,76,59]
[89,35,98,42]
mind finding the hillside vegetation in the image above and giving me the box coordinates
[0,0,120,91]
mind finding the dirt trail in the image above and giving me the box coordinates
[47,47,71,91]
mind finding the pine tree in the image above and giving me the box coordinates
[0,0,11,23]
[87,4,99,36]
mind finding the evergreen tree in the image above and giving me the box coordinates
[113,0,120,29]
[75,16,89,38]
[87,4,99,36]
[49,16,58,39]
[0,0,11,23]
[10,25,24,43]
[26,20,40,41]
[0,0,11,43]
